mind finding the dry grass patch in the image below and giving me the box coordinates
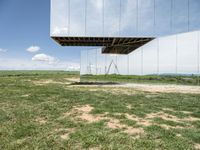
[65,77,80,82]
[126,104,132,109]
[146,111,200,122]
[74,83,200,94]
[21,94,30,98]
[63,105,105,123]
[107,118,144,135]
[63,105,144,136]
[88,87,137,96]
[121,111,198,129]
[34,79,70,85]
[162,108,193,115]
[35,117,47,125]
[195,143,200,150]
[55,128,76,140]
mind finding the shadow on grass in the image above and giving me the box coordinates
[70,81,121,86]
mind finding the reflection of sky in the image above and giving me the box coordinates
[81,30,200,75]
[51,0,200,37]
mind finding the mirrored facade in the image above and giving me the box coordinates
[81,30,200,76]
[51,0,200,37]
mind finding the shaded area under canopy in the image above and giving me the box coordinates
[51,36,154,54]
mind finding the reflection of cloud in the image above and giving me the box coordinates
[32,53,58,64]
[91,0,103,12]
[0,58,80,71]
[67,65,80,71]
[0,48,7,52]
[26,46,40,53]
[52,26,68,35]
[51,0,200,37]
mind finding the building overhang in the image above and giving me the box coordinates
[51,36,154,54]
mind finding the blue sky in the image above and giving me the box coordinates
[0,0,81,70]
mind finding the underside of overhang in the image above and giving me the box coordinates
[51,36,154,54]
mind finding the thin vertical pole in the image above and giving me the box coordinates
[171,0,173,34]
[68,0,71,35]
[136,0,139,35]
[96,49,97,75]
[133,53,134,75]
[154,0,156,36]
[188,0,190,32]
[128,55,129,75]
[119,0,122,36]
[68,0,70,35]
[198,31,200,86]
[85,0,87,36]
[87,49,88,74]
[102,0,104,36]
[175,35,178,77]
[105,54,106,74]
[116,55,118,75]
[141,47,143,75]
[157,39,160,75]
[80,50,82,78]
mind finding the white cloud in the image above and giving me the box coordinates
[0,48,7,52]
[0,58,80,71]
[26,46,40,53]
[32,53,59,64]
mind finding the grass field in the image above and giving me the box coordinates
[1,71,200,150]
[81,74,200,86]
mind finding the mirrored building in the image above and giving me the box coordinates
[51,0,200,76]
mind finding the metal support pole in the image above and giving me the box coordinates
[128,55,129,75]
[157,39,160,75]
[87,49,89,74]
[85,0,87,36]
[176,35,178,74]
[141,47,143,75]
[136,0,139,35]
[119,0,122,36]
[102,0,104,36]
[154,0,156,35]
[96,49,97,75]
[171,0,173,34]
[188,0,190,32]
[198,31,200,86]
[68,0,70,35]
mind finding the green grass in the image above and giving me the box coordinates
[0,71,200,149]
[81,74,200,86]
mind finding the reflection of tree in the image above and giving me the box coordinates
[106,59,120,75]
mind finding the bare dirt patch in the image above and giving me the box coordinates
[162,108,193,115]
[73,83,200,94]
[63,105,105,123]
[63,104,199,137]
[57,128,76,140]
[88,147,100,150]
[126,104,132,109]
[63,105,144,136]
[88,88,136,96]
[34,79,70,85]
[146,111,200,122]
[35,117,47,125]
[65,77,80,82]
[107,118,144,135]
[123,111,200,130]
[21,94,30,97]
[194,143,200,150]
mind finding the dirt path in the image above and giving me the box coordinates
[74,83,200,94]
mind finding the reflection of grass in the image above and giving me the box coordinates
[81,74,200,85]
[0,71,200,149]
